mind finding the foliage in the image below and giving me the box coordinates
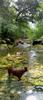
[33,21,43,39]
[0,51,28,68]
[29,65,43,85]
[15,0,43,22]
[0,0,43,41]
[0,48,43,85]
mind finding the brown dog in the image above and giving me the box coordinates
[8,67,28,80]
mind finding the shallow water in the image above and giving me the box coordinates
[0,77,43,100]
[0,46,43,100]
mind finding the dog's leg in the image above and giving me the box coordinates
[8,70,11,77]
[18,77,21,81]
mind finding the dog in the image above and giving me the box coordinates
[8,67,28,80]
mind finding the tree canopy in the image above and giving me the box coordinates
[0,0,43,22]
[0,0,43,41]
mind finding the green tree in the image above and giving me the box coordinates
[0,0,43,41]
[15,0,43,22]
[32,21,43,39]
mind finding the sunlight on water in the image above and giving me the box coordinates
[26,90,33,94]
[26,95,37,100]
[26,91,43,100]
[17,91,22,94]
